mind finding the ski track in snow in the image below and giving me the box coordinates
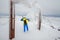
[0,16,60,40]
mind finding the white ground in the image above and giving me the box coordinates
[0,16,60,40]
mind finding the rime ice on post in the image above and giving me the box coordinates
[33,2,41,30]
[9,0,30,40]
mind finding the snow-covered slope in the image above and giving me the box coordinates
[0,16,9,40]
[0,16,60,40]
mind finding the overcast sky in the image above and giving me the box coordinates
[0,0,60,17]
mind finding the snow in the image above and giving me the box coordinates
[0,16,60,40]
[0,17,9,40]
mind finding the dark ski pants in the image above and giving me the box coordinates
[24,24,28,32]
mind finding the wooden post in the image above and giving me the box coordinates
[38,11,41,30]
[9,0,15,40]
